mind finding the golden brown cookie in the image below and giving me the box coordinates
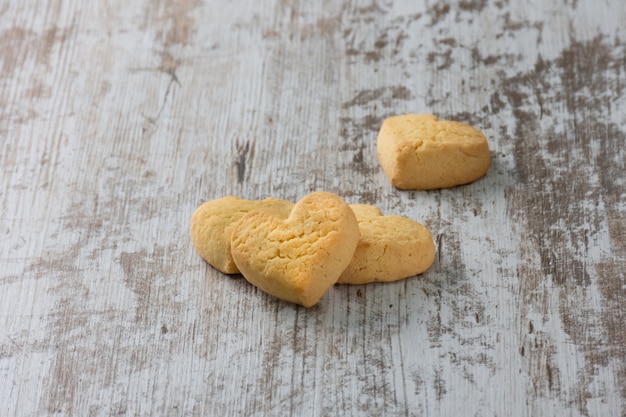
[190,196,293,274]
[377,114,490,190]
[337,204,436,284]
[230,192,360,307]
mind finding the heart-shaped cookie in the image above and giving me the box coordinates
[230,191,360,307]
[190,196,293,274]
[377,114,490,189]
[337,204,435,284]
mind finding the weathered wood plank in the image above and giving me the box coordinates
[1,0,624,416]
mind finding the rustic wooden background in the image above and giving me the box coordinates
[1,0,625,416]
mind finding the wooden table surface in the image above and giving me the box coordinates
[1,1,625,416]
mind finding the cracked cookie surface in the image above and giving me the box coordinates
[231,192,359,307]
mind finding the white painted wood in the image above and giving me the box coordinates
[1,0,625,416]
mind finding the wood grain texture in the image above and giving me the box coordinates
[1,0,624,416]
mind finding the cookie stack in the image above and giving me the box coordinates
[190,192,435,307]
